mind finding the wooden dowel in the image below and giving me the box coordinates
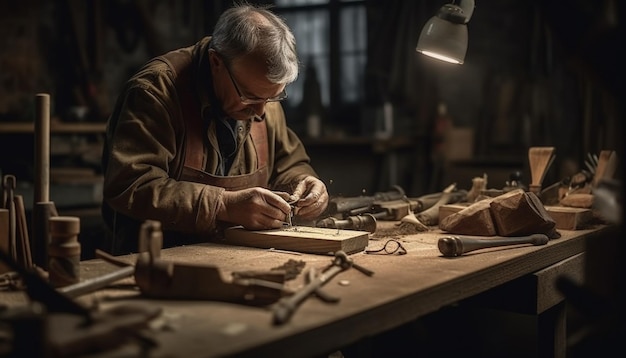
[35,93,50,203]
[14,195,33,270]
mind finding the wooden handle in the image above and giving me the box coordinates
[438,234,549,257]
[528,147,555,188]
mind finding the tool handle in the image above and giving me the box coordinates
[272,265,343,325]
[438,234,549,257]
[59,266,135,298]
[316,214,377,233]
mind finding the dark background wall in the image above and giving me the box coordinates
[1,0,621,195]
[0,0,622,248]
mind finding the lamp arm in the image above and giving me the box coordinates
[457,0,475,23]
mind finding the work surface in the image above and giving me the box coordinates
[2,223,609,357]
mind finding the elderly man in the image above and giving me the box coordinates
[101,3,328,254]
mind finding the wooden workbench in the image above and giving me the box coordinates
[1,223,612,357]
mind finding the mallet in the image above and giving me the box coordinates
[438,234,549,257]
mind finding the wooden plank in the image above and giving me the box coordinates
[545,206,592,230]
[223,226,370,254]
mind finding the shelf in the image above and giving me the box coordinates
[0,121,106,134]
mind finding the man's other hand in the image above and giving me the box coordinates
[218,187,291,229]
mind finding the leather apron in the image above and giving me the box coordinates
[108,48,270,254]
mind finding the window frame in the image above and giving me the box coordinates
[273,0,367,134]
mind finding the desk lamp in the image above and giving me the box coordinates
[416,0,475,64]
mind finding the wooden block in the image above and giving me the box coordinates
[223,226,370,255]
[490,189,557,238]
[439,199,497,236]
[438,203,470,223]
[545,206,592,230]
[560,193,593,208]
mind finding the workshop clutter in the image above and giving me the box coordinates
[439,189,559,239]
[1,175,32,274]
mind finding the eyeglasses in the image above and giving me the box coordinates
[365,239,407,255]
[223,62,288,105]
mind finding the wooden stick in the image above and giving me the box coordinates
[3,175,17,263]
[14,195,33,270]
[35,93,51,203]
[33,93,56,269]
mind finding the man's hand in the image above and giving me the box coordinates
[289,176,329,219]
[218,187,291,230]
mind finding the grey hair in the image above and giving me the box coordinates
[210,3,299,84]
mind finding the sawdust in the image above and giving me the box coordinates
[371,222,430,238]
[271,259,306,281]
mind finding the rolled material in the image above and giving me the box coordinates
[48,216,81,288]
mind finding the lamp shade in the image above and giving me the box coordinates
[416,4,469,64]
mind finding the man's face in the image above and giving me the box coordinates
[210,50,286,121]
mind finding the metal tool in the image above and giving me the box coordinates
[271,250,374,325]
[316,213,377,233]
[59,265,135,298]
[438,234,549,257]
[324,185,406,216]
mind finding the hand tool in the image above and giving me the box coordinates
[315,213,377,232]
[134,220,287,305]
[0,233,162,357]
[398,183,463,232]
[438,233,549,257]
[271,250,374,325]
[59,265,135,298]
[528,146,555,196]
[415,183,464,226]
[58,249,135,298]
[0,240,91,319]
[324,185,406,216]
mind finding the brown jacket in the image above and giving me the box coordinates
[101,36,317,253]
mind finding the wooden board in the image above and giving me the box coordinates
[545,206,592,230]
[223,226,370,255]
